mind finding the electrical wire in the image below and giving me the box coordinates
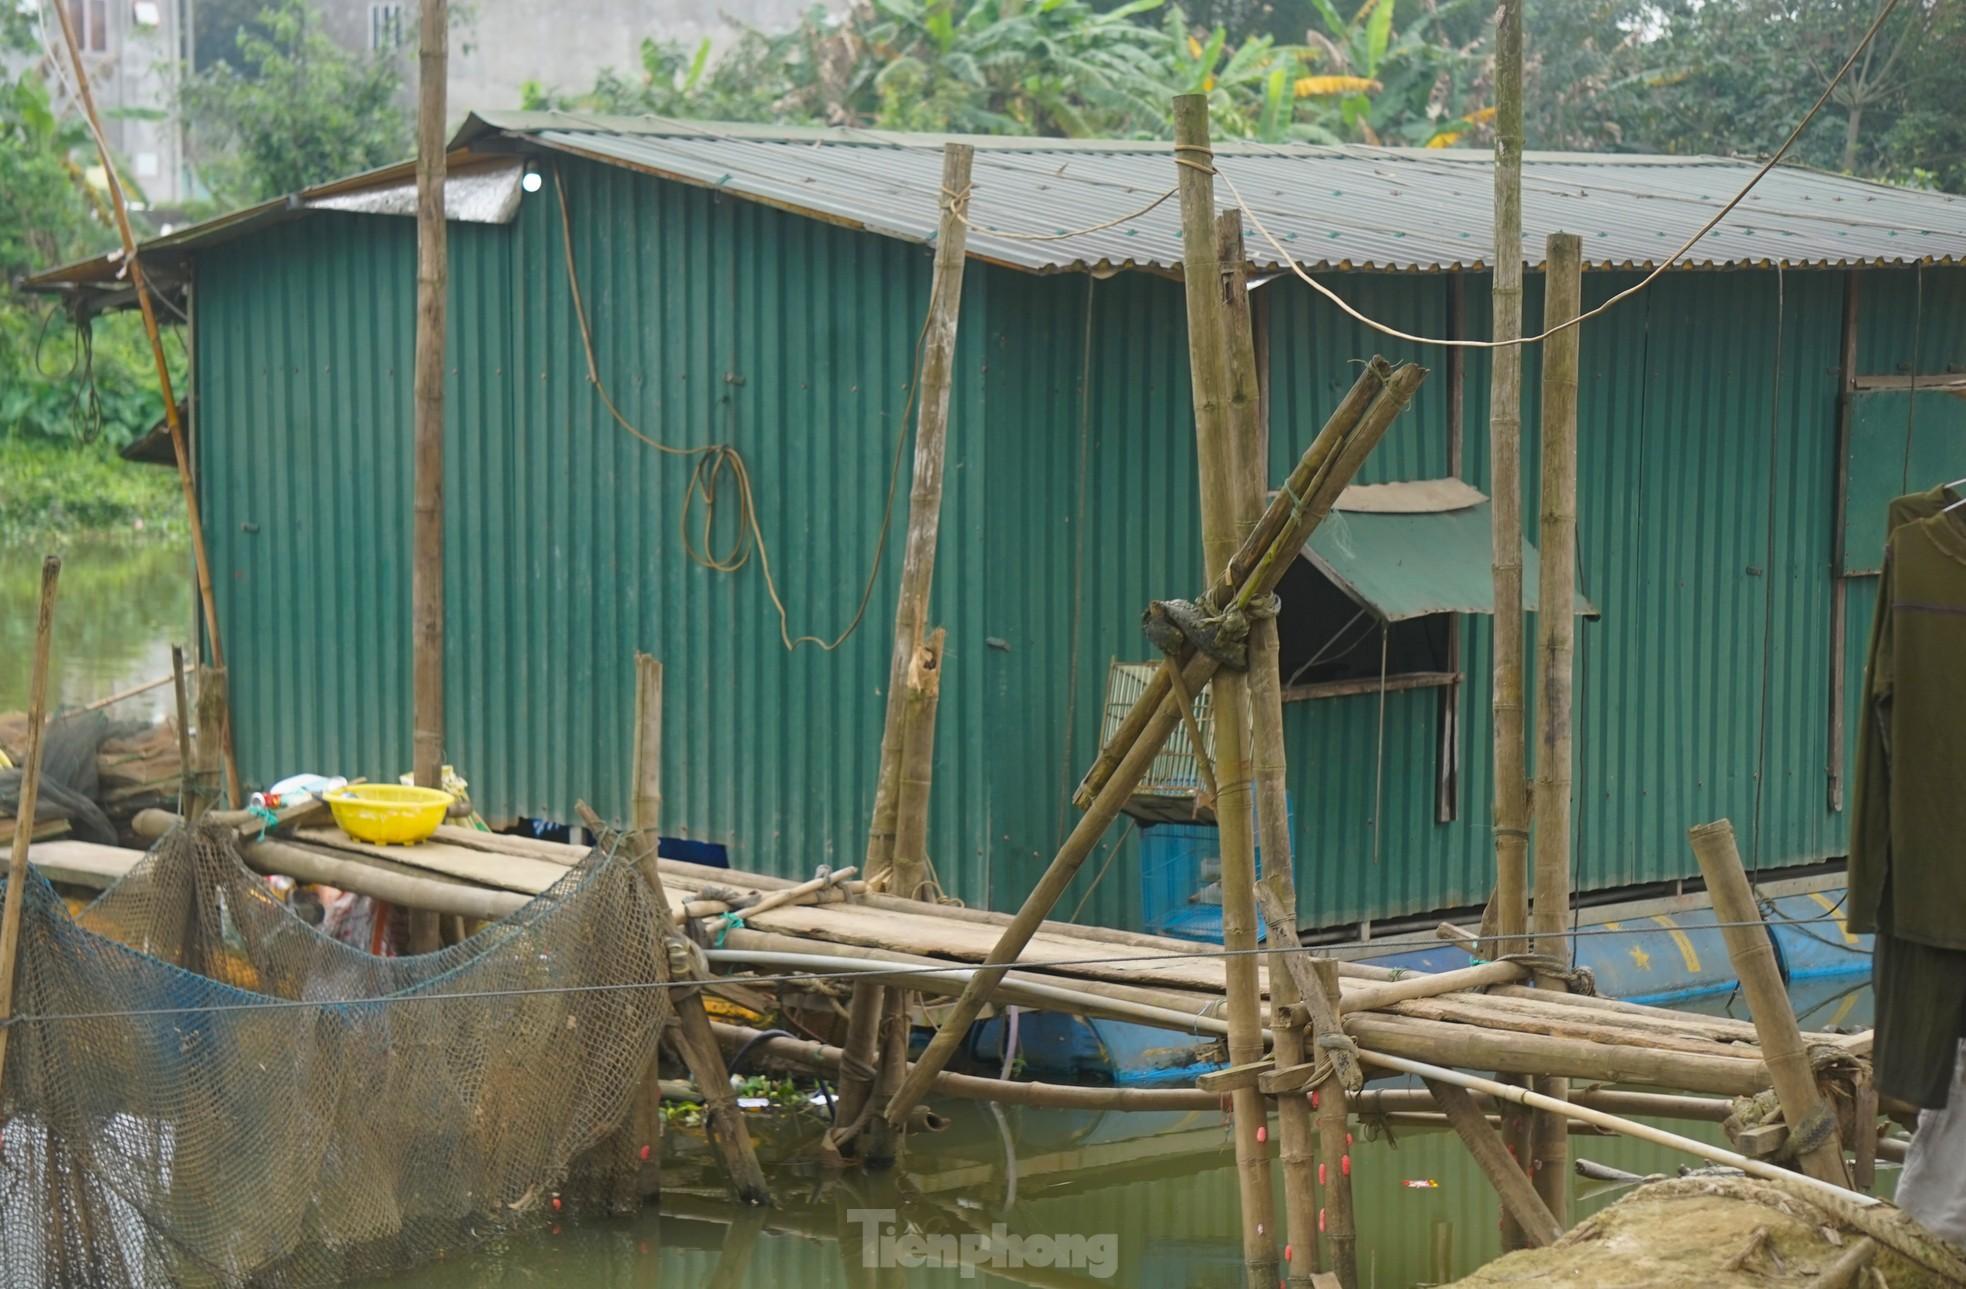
[1209,0,1904,353]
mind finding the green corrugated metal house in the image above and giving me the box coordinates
[30,113,1966,934]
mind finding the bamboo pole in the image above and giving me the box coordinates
[402,0,450,958]
[1362,1050,1874,1209]
[631,654,664,865]
[1489,5,1533,1244]
[49,1,237,807]
[170,645,201,820]
[575,801,769,1204]
[1488,0,1529,961]
[865,142,973,879]
[0,556,61,1091]
[849,145,972,1158]
[1345,1013,1769,1097]
[1311,958,1356,1289]
[617,653,667,1208]
[1220,213,1320,1287]
[1689,819,1852,1188]
[1338,960,1528,1013]
[411,0,447,793]
[882,362,1424,1132]
[1529,229,1583,1224]
[1175,102,1274,1287]
[1423,1076,1563,1246]
[888,630,946,904]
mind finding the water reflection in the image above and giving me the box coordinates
[0,540,189,718]
[369,996,1892,1289]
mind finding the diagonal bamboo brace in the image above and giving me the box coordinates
[881,360,1425,1136]
[577,801,770,1204]
[1257,877,1363,1094]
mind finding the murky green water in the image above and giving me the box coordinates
[365,979,1881,1289]
[0,539,190,719]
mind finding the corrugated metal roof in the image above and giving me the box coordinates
[461,110,1966,275]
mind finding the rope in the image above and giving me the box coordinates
[1208,0,1903,353]
[552,163,922,652]
[1495,950,1598,996]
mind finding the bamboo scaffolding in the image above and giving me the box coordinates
[1176,159,1276,1281]
[0,557,61,1091]
[1220,212,1319,1287]
[1530,230,1584,1224]
[1689,819,1852,1188]
[888,630,946,905]
[49,1,238,807]
[882,355,1426,1135]
[410,0,447,793]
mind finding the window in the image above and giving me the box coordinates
[66,0,108,51]
[369,2,405,50]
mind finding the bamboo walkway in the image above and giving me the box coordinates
[49,819,1871,1106]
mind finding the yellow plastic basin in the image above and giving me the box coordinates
[326,784,452,845]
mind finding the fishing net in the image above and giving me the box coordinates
[0,821,672,1287]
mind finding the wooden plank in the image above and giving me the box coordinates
[25,839,142,889]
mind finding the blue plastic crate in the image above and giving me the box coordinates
[1138,798,1289,943]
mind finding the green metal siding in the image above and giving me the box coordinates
[196,160,996,900]
[191,165,1964,930]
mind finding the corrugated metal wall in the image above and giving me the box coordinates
[192,162,1963,928]
[196,160,995,900]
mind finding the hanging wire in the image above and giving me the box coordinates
[1208,0,1904,353]
[552,162,922,652]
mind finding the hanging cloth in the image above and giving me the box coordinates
[1850,484,1966,1108]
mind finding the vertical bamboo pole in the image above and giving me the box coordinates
[864,143,974,880]
[402,0,450,957]
[411,0,447,791]
[1489,0,1529,979]
[1311,958,1356,1289]
[617,653,666,1206]
[1488,9,1536,1227]
[170,645,202,820]
[1688,819,1852,1188]
[861,628,947,1166]
[0,556,61,1091]
[849,144,972,1147]
[1220,212,1319,1287]
[1531,230,1584,1226]
[1174,98,1275,1289]
[50,0,238,807]
[631,654,664,864]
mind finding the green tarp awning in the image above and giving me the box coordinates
[1303,486,1598,623]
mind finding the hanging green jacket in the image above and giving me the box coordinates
[1848,484,1966,951]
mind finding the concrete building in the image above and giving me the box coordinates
[21,0,192,204]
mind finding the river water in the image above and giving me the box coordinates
[366,977,1881,1289]
[7,541,1885,1287]
[0,539,189,720]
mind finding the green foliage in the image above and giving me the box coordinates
[0,436,185,546]
[538,0,1477,144]
[0,17,177,452]
[179,0,409,204]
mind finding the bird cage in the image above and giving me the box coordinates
[1098,660,1217,824]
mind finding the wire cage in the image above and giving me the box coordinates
[1098,660,1217,824]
